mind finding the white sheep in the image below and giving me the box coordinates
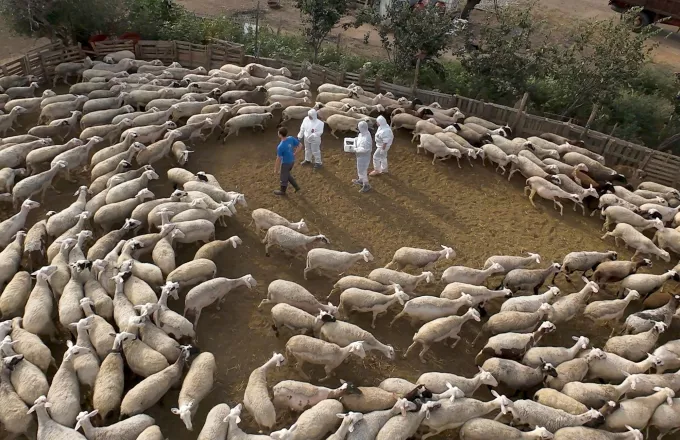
[260,279,339,316]
[263,225,329,257]
[525,176,580,216]
[305,248,373,279]
[243,352,284,431]
[286,335,366,381]
[172,352,216,430]
[183,275,256,328]
[602,222,670,262]
[404,308,480,363]
[368,268,434,293]
[0,199,40,248]
[339,285,410,328]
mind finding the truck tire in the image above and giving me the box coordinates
[633,10,654,31]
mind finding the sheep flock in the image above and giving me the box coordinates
[0,48,680,440]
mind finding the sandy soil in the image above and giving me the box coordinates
[0,17,49,64]
[2,100,678,439]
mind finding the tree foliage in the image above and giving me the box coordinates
[295,0,347,63]
[353,1,463,70]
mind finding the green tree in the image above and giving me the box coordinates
[352,0,462,71]
[295,0,347,64]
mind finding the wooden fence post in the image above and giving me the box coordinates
[206,44,213,69]
[172,41,178,62]
[639,150,655,172]
[512,92,529,134]
[338,69,346,87]
[374,75,382,94]
[579,103,599,140]
[411,57,421,99]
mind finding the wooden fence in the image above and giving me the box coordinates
[3,38,680,187]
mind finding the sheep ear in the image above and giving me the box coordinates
[336,414,345,419]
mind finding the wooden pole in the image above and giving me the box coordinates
[512,92,529,133]
[411,56,422,98]
[579,103,599,140]
[254,1,261,60]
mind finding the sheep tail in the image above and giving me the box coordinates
[262,230,270,244]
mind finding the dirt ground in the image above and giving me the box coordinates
[2,102,679,439]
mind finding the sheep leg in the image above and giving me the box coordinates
[417,343,431,363]
[371,310,380,329]
[528,189,538,208]
[320,365,335,382]
[523,186,531,197]
[449,335,461,348]
[431,155,437,165]
[331,129,339,139]
[294,358,310,380]
[193,309,202,328]
[467,155,474,167]
[403,340,419,359]
[258,299,271,309]
[508,167,518,181]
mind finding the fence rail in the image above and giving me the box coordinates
[3,38,677,187]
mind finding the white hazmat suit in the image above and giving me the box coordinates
[372,115,393,174]
[353,120,373,193]
[297,109,324,167]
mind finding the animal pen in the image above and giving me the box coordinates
[3,37,678,187]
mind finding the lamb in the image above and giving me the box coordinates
[502,263,562,294]
[120,346,190,417]
[404,308,481,363]
[501,286,560,313]
[592,258,652,285]
[419,392,513,439]
[473,303,554,345]
[604,322,666,362]
[286,335,366,381]
[0,107,27,136]
[305,248,374,279]
[262,225,329,257]
[602,206,664,232]
[368,268,434,293]
[74,410,155,440]
[482,143,519,174]
[339,286,410,328]
[475,321,556,365]
[505,400,602,434]
[183,275,256,328]
[440,262,504,285]
[385,245,455,271]
[483,252,541,274]
[272,380,359,412]
[171,352,215,431]
[459,419,553,440]
[602,223,670,262]
[417,133,464,167]
[524,176,580,216]
[605,387,675,431]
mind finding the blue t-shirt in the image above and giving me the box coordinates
[277,136,299,164]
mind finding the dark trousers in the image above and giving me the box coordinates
[280,162,299,191]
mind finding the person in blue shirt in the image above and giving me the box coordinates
[274,126,302,196]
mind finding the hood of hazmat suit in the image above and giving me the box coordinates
[375,115,394,147]
[298,109,324,143]
[355,120,373,155]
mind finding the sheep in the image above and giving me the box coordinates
[619,269,678,299]
[305,248,374,279]
[460,419,553,440]
[260,279,339,316]
[75,410,154,440]
[623,294,679,335]
[404,308,480,362]
[605,386,675,431]
[419,392,513,440]
[0,231,24,288]
[319,320,395,360]
[120,346,190,418]
[0,272,31,319]
[503,263,562,294]
[79,104,134,130]
[440,283,513,307]
[80,119,132,146]
[263,225,329,257]
[560,250,618,281]
[441,262,504,285]
[249,209,308,235]
[555,174,599,214]
[434,132,478,166]
[591,258,652,285]
[94,189,155,233]
[368,268,434,294]
[604,321,666,362]
[0,199,40,247]
[193,235,242,260]
[196,404,230,440]
[505,400,602,434]
[376,400,441,440]
[171,352,215,431]
[47,341,92,427]
[219,86,267,105]
[473,303,554,346]
[38,95,88,125]
[510,156,561,184]
[501,286,561,313]
[524,176,581,216]
[654,227,680,256]
[286,335,365,381]
[3,99,38,116]
[654,340,680,373]
[566,152,623,183]
[222,112,273,138]
[0,166,27,195]
[0,357,35,439]
[267,94,313,109]
[240,352,284,432]
[475,321,556,365]
[523,335,590,367]
[602,223,670,262]
[417,133,464,166]
[271,305,335,337]
[482,143,518,174]
[105,169,159,204]
[584,350,663,383]
[51,136,103,180]
[20,265,58,340]
[26,137,82,176]
[0,106,27,137]
[183,275,256,328]
[339,286,410,328]
[384,245,455,272]
[164,259,216,291]
[602,206,664,232]
[483,252,541,274]
[584,289,641,329]
[324,114,373,138]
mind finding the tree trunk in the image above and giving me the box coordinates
[461,0,482,19]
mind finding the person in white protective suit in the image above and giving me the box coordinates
[370,115,394,176]
[297,109,324,169]
[353,120,373,193]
